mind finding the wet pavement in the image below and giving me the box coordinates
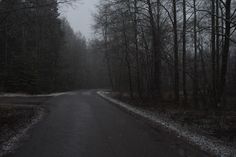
[6,90,211,157]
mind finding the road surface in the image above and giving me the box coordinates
[6,90,210,157]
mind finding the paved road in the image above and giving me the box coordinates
[6,90,210,157]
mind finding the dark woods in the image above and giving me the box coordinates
[0,0,236,111]
[93,0,236,110]
[0,0,88,94]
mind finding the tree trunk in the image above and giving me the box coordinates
[182,0,187,105]
[211,0,216,104]
[220,0,231,104]
[104,14,114,90]
[147,0,161,99]
[122,17,134,98]
[193,0,199,107]
[133,0,142,98]
[173,0,179,104]
[216,0,220,96]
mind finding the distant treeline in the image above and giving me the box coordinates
[0,0,90,94]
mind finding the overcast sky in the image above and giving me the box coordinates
[59,0,99,39]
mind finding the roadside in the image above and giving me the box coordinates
[3,90,210,157]
[97,91,236,157]
[0,105,44,156]
[0,93,65,156]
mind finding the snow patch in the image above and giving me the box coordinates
[0,92,72,98]
[97,91,236,157]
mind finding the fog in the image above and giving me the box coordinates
[60,0,99,39]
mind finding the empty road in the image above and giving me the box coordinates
[6,90,210,157]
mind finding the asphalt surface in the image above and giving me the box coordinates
[6,90,210,157]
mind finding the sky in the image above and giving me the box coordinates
[59,0,99,39]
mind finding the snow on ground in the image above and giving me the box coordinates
[97,91,236,157]
[0,91,76,156]
[0,107,45,157]
[0,92,74,98]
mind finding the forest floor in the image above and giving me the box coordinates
[99,91,236,157]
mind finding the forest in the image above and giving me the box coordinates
[0,0,90,94]
[0,0,236,109]
[0,0,236,156]
[0,0,236,108]
[93,0,236,111]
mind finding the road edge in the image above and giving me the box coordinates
[0,106,45,157]
[97,90,235,157]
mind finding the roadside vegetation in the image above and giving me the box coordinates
[92,0,236,148]
[0,104,42,155]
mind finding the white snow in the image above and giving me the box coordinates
[0,92,74,98]
[97,91,236,157]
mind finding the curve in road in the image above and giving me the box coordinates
[6,90,210,157]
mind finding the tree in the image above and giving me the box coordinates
[182,0,187,105]
[173,0,179,104]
